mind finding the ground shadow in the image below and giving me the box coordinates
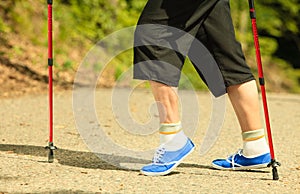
[0,144,146,171]
[179,163,269,174]
[179,163,213,170]
[0,144,271,175]
[1,144,211,172]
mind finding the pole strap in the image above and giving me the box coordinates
[48,0,53,5]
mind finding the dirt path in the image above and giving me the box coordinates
[0,89,299,193]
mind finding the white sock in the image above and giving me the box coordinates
[242,129,270,158]
[159,122,188,151]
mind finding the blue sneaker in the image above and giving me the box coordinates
[141,139,195,176]
[212,149,271,170]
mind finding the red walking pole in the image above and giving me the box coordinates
[45,0,57,163]
[248,0,280,180]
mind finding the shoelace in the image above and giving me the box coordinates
[229,149,243,170]
[152,146,166,164]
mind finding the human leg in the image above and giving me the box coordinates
[228,79,270,153]
[227,80,262,133]
[212,81,271,170]
[192,0,271,169]
[149,81,180,124]
[139,81,194,176]
[133,1,219,176]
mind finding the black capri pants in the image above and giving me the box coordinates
[133,0,255,96]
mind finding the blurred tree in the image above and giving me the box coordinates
[260,0,300,68]
[0,0,299,91]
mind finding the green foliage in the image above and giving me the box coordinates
[0,18,9,33]
[0,1,12,33]
[54,0,144,45]
[0,0,299,92]
[56,0,116,42]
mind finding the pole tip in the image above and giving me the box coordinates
[45,142,57,163]
[48,149,54,163]
[272,167,279,180]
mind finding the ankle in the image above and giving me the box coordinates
[159,122,182,144]
[159,122,187,151]
[242,129,270,157]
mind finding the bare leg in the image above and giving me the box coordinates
[150,81,180,123]
[227,80,262,133]
[212,80,269,169]
[149,80,188,150]
[140,81,194,176]
[151,79,262,131]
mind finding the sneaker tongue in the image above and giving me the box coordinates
[238,149,243,155]
[152,147,165,163]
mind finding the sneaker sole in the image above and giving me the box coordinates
[211,162,269,171]
[141,146,195,176]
